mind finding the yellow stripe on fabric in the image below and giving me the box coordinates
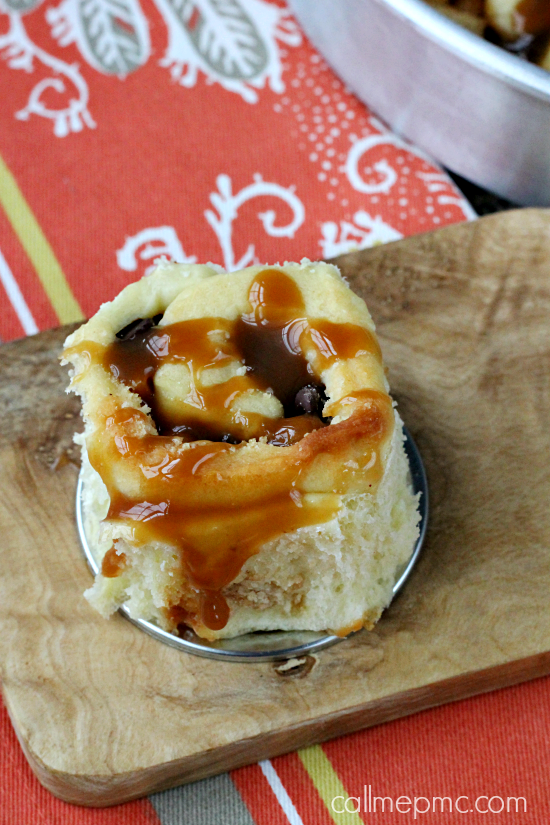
[0,152,83,324]
[298,745,363,824]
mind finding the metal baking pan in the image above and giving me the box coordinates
[289,0,550,205]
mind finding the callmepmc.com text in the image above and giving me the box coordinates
[331,786,527,818]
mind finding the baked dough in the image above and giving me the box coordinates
[62,260,420,640]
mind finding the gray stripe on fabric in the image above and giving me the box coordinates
[150,772,256,825]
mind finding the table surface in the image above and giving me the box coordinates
[0,0,546,822]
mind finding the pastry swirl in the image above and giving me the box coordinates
[63,260,420,639]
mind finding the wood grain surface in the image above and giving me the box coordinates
[1,208,550,806]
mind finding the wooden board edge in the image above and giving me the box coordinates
[10,649,550,808]
[326,207,550,268]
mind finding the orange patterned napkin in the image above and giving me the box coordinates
[0,0,473,341]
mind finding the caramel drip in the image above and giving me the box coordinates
[101,545,127,577]
[516,0,550,35]
[87,407,346,589]
[74,268,391,631]
[260,414,324,446]
[235,268,313,413]
[306,319,381,370]
[103,317,263,440]
[235,269,380,411]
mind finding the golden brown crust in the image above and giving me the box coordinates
[63,261,399,638]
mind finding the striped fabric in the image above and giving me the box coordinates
[1,677,548,822]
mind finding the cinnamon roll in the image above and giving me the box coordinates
[62,260,420,640]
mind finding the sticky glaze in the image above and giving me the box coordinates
[72,268,392,632]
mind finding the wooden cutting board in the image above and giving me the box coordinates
[1,208,550,807]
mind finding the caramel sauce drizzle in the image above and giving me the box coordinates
[74,268,390,632]
[101,545,127,577]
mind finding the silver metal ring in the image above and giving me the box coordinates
[76,427,428,662]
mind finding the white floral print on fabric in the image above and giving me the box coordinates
[153,0,301,103]
[117,173,305,275]
[319,211,402,259]
[0,0,300,134]
[117,227,197,276]
[46,0,150,76]
[0,5,95,136]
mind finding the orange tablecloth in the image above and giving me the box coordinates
[0,0,546,821]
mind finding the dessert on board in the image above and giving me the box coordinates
[62,260,420,640]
